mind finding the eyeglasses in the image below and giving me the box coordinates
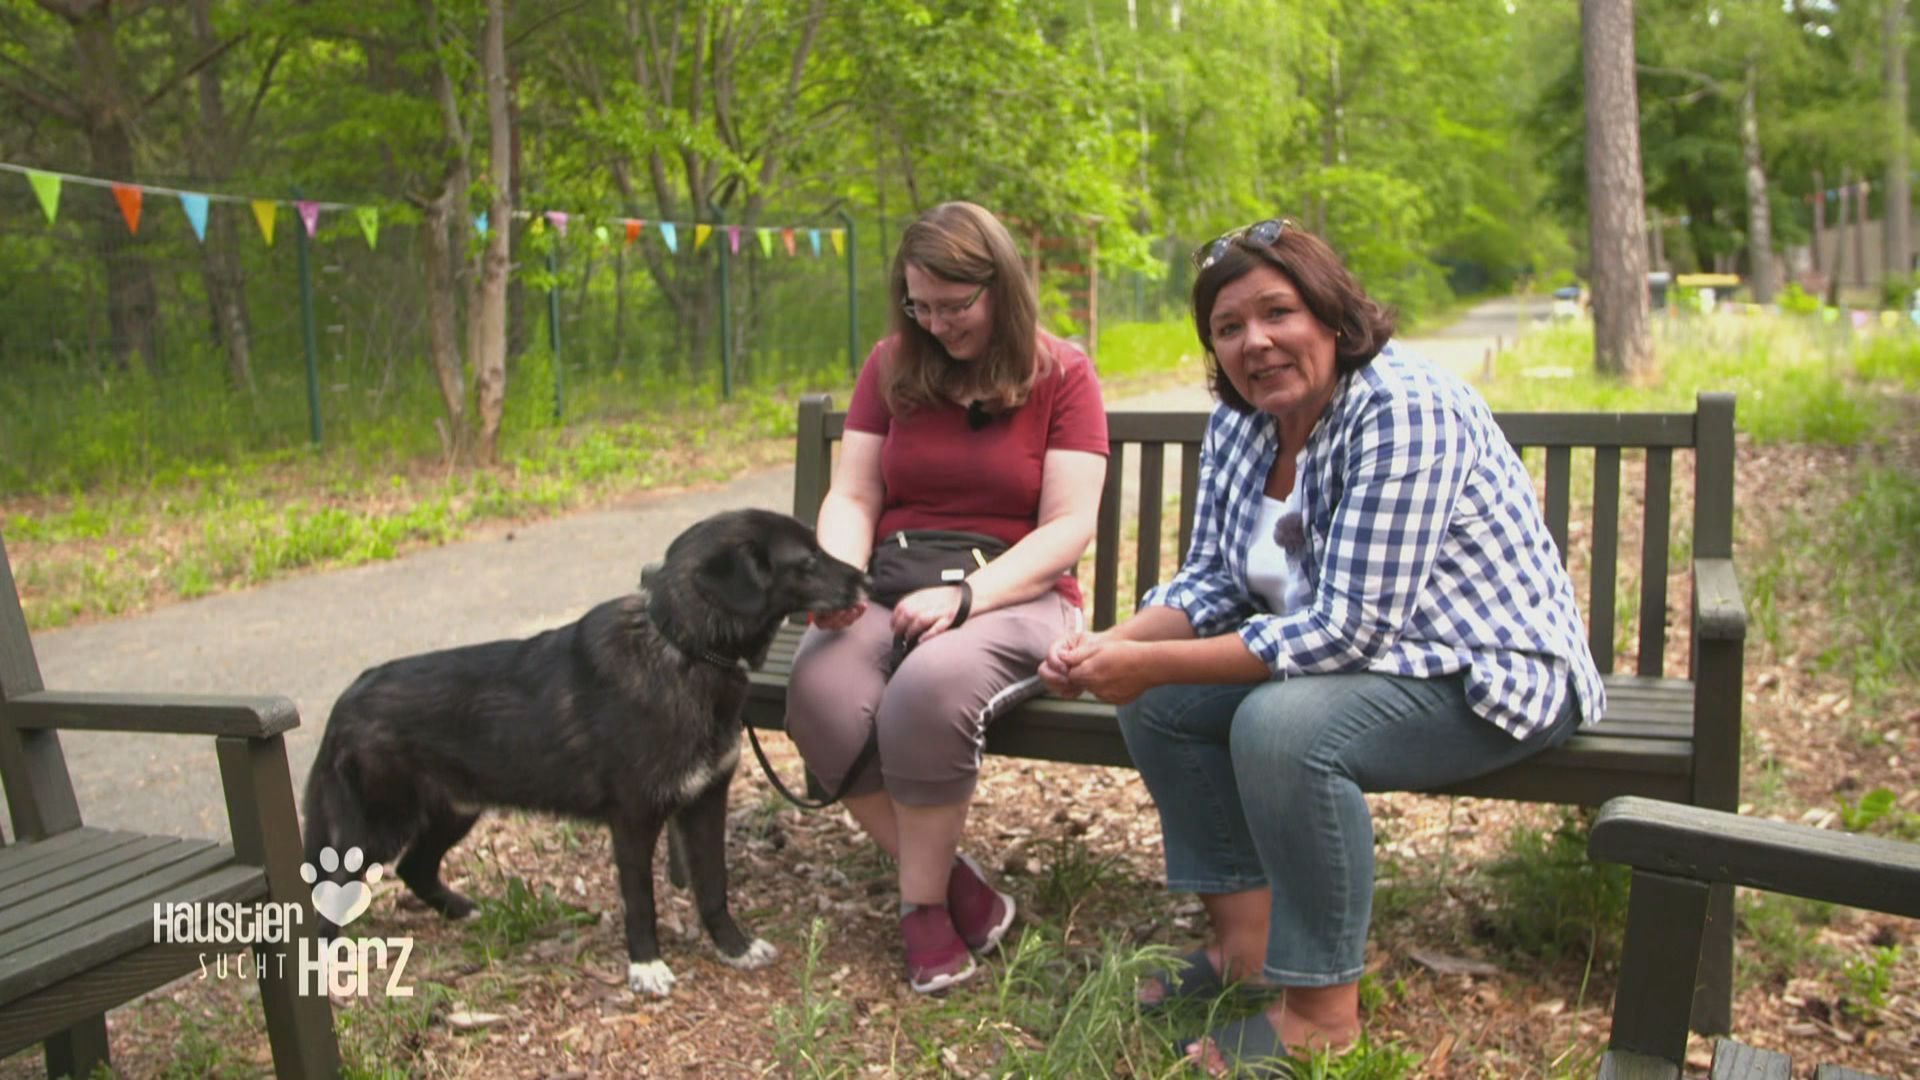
[901,282,988,325]
[1193,218,1292,270]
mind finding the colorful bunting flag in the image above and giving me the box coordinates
[297,200,321,238]
[180,193,209,241]
[694,223,712,252]
[545,210,569,237]
[111,184,143,234]
[625,219,641,245]
[357,205,379,249]
[831,229,845,256]
[808,228,821,257]
[660,222,678,252]
[251,199,278,246]
[1851,309,1870,331]
[531,216,545,235]
[781,228,796,256]
[728,225,741,254]
[475,211,489,237]
[757,228,773,257]
[27,170,61,223]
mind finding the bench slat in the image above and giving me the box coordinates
[0,844,245,960]
[1094,441,1126,630]
[0,838,220,936]
[1592,446,1622,673]
[0,835,181,913]
[1598,1049,1681,1080]
[1545,446,1572,566]
[1811,1066,1886,1080]
[1499,411,1698,447]
[1136,444,1166,609]
[0,862,265,1008]
[1709,1039,1791,1080]
[0,828,136,879]
[1179,444,1201,563]
[1640,448,1673,676]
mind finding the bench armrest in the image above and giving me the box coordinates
[8,690,299,739]
[1590,796,1920,919]
[1692,557,1745,642]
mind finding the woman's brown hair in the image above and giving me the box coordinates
[884,202,1046,416]
[1191,225,1396,413]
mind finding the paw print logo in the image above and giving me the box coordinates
[300,846,384,927]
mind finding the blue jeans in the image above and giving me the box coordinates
[1116,671,1578,987]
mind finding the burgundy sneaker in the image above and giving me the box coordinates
[902,906,976,993]
[947,852,1016,953]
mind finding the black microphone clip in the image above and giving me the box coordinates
[966,400,991,431]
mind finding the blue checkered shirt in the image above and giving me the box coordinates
[1141,344,1605,739]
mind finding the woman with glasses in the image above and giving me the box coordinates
[785,201,1109,993]
[1041,221,1603,1072]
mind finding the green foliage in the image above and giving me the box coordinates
[1776,283,1822,316]
[1737,892,1837,990]
[1841,945,1902,1020]
[336,980,454,1080]
[465,874,597,959]
[1836,787,1899,833]
[769,918,861,1079]
[1479,811,1630,961]
[1878,272,1920,313]
[1855,333,1920,389]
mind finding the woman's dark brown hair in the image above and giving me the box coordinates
[884,202,1045,416]
[1191,225,1396,413]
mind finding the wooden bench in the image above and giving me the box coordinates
[743,390,1747,1033]
[0,536,340,1078]
[1591,796,1918,1079]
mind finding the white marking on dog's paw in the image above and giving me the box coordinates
[721,938,780,970]
[628,960,676,997]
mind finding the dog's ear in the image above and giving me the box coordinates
[696,540,772,616]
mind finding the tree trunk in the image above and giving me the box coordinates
[188,0,255,394]
[422,187,468,457]
[70,8,158,373]
[1886,0,1912,278]
[1739,58,1776,303]
[1580,0,1652,377]
[472,0,512,462]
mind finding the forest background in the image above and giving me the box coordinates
[1,0,1910,488]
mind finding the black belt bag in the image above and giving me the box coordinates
[867,529,1009,608]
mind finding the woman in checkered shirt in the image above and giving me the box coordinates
[1040,220,1604,1074]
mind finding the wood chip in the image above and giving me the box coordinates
[1408,948,1502,977]
[447,1011,508,1031]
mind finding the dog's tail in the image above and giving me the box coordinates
[302,710,422,939]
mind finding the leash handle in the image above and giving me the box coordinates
[745,720,876,811]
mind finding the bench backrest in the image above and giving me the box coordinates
[0,534,83,842]
[792,391,1735,681]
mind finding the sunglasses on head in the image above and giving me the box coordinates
[1192,218,1293,270]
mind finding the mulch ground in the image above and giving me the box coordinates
[4,432,1917,1080]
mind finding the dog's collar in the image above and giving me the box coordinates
[649,615,749,672]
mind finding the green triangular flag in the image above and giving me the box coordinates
[757,228,773,257]
[26,170,60,224]
[356,205,379,250]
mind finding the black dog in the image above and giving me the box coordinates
[301,508,866,996]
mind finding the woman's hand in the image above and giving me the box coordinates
[810,602,868,632]
[889,585,967,645]
[1055,636,1157,705]
[1040,629,1096,697]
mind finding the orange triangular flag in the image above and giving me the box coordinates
[781,228,796,256]
[251,200,278,246]
[625,219,641,245]
[111,184,143,234]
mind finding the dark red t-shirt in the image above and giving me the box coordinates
[844,333,1109,606]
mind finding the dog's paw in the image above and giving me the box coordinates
[720,938,780,970]
[627,960,676,997]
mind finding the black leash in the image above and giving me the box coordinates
[745,718,876,810]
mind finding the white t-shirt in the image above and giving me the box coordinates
[1245,474,1311,615]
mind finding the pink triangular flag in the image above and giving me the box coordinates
[545,210,569,237]
[297,200,321,237]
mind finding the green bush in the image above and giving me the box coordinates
[1479,811,1630,961]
